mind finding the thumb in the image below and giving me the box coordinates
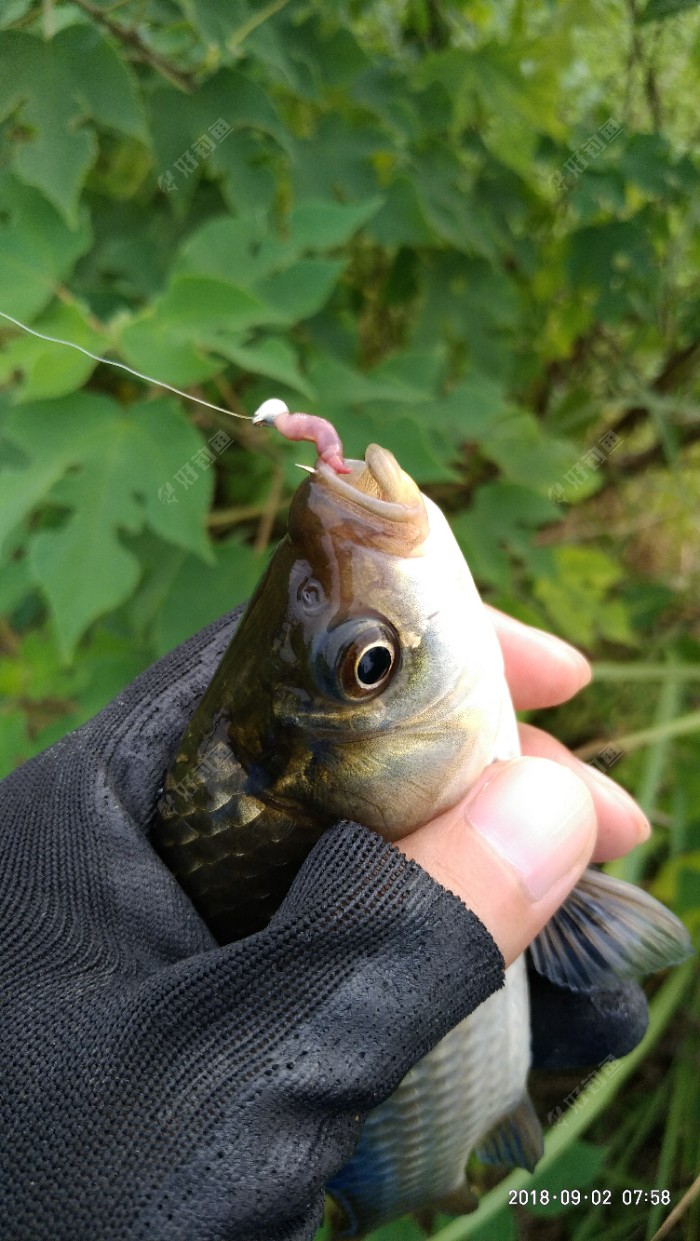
[398,757,597,967]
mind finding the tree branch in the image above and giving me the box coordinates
[71,0,196,92]
[607,420,700,481]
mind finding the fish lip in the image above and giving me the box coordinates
[315,444,423,522]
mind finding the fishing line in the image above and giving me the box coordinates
[0,311,348,468]
[0,309,253,420]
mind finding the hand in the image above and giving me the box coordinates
[0,611,510,1240]
[398,608,651,967]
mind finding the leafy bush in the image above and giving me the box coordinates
[1,1,699,1237]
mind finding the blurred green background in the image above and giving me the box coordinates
[0,0,699,1237]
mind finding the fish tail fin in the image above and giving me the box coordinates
[475,1092,544,1172]
[530,867,694,993]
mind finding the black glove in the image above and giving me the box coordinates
[0,612,647,1241]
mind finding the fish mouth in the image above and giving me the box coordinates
[316,444,425,523]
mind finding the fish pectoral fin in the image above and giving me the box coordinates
[529,867,694,994]
[474,1092,543,1173]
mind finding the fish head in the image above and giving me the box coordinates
[219,445,512,838]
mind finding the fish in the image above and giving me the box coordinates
[151,443,692,1236]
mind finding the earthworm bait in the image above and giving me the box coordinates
[253,398,351,474]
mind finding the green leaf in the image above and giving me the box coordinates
[286,197,383,250]
[308,354,438,408]
[411,256,519,377]
[618,133,677,197]
[433,1209,516,1241]
[156,275,277,333]
[120,231,350,383]
[254,259,344,322]
[0,302,102,401]
[56,24,147,141]
[175,200,380,308]
[414,147,500,258]
[176,212,278,286]
[152,537,266,655]
[0,623,148,775]
[452,483,560,592]
[481,412,584,493]
[0,174,91,320]
[417,40,565,161]
[0,0,33,28]
[1,395,215,657]
[366,350,446,402]
[0,554,34,618]
[533,547,638,649]
[420,373,511,439]
[62,628,149,726]
[118,266,317,385]
[30,522,140,670]
[172,0,249,46]
[0,27,144,224]
[215,130,280,211]
[148,68,291,186]
[215,336,314,398]
[117,317,226,389]
[566,215,658,321]
[369,178,435,247]
[638,0,700,20]
[290,114,385,202]
[0,709,29,778]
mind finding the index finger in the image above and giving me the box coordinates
[486,606,591,710]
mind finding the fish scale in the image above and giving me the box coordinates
[151,443,692,1236]
[328,960,530,1231]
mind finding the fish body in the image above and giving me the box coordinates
[328,960,531,1231]
[152,445,691,1234]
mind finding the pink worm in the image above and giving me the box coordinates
[252,400,351,475]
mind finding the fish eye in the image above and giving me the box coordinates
[335,625,399,700]
[312,619,400,701]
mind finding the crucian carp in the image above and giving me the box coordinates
[151,439,691,1236]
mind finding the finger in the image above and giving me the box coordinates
[486,606,591,710]
[398,757,596,968]
[518,723,650,862]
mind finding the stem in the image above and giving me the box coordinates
[574,711,700,762]
[42,0,55,38]
[649,1172,700,1241]
[253,465,284,553]
[592,664,700,682]
[609,669,682,885]
[646,1057,685,1239]
[207,498,288,530]
[227,0,292,52]
[570,1088,668,1241]
[636,676,681,819]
